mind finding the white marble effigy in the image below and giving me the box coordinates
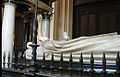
[26,32,120,64]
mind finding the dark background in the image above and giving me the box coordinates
[73,0,120,38]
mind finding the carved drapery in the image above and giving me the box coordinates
[53,0,73,40]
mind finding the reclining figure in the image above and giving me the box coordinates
[26,32,120,64]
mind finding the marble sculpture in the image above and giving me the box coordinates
[26,32,120,64]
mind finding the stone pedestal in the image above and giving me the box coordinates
[2,2,16,68]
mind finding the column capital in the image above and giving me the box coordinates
[4,0,15,3]
[42,11,52,20]
[4,2,16,8]
[3,0,16,8]
[37,15,42,22]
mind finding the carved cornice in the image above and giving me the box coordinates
[27,0,53,12]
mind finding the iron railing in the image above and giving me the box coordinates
[2,51,120,77]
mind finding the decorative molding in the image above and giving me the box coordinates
[27,0,53,12]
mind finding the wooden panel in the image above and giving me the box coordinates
[14,16,24,50]
[73,8,81,38]
[89,14,96,35]
[99,12,116,34]
[81,15,88,36]
[73,1,119,38]
[74,0,96,5]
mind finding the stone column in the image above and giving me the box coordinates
[50,14,54,40]
[41,12,51,40]
[37,15,42,42]
[2,0,16,68]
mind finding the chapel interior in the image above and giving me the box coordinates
[2,0,120,51]
[2,0,120,50]
[1,0,120,77]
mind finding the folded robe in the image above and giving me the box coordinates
[26,32,120,64]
